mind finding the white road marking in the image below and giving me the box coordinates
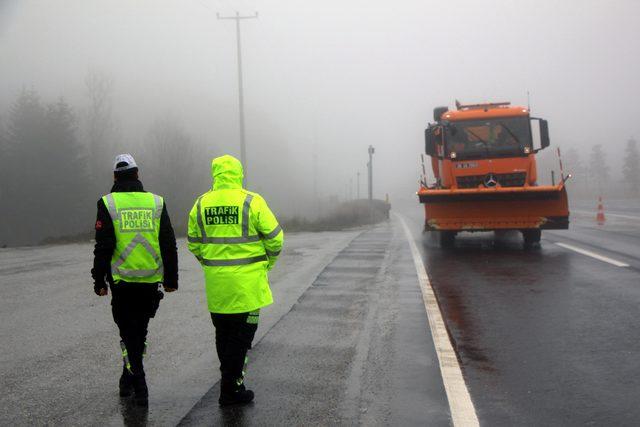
[555,242,630,267]
[396,214,479,427]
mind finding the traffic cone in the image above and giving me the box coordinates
[596,196,606,226]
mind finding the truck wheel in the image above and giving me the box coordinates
[439,231,456,248]
[522,229,541,247]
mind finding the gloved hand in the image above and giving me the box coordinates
[94,284,108,296]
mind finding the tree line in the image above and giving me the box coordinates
[0,75,208,246]
[562,140,639,198]
[535,139,639,200]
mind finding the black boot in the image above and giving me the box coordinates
[119,367,134,397]
[219,378,254,406]
[132,375,149,406]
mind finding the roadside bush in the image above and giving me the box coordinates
[281,199,390,232]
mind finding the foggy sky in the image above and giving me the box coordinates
[1,0,639,208]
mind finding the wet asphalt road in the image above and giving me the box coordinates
[180,222,450,426]
[404,201,640,426]
[0,221,451,426]
[2,199,640,425]
[0,230,368,426]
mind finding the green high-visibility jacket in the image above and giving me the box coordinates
[188,155,284,314]
[102,192,164,283]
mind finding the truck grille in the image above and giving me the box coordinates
[456,172,526,189]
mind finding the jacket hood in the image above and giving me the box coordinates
[211,155,244,190]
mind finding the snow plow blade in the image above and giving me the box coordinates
[417,184,569,231]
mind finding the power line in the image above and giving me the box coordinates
[196,0,214,12]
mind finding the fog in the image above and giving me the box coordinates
[1,0,639,245]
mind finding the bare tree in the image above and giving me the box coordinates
[140,115,202,233]
[84,70,117,188]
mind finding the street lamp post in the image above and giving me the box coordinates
[368,145,375,200]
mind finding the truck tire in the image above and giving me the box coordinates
[439,231,456,248]
[522,229,541,247]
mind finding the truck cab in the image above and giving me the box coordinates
[419,101,568,247]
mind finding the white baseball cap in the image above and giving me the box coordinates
[113,154,138,172]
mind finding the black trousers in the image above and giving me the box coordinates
[211,312,259,386]
[111,282,161,377]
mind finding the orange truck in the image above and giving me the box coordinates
[418,101,569,247]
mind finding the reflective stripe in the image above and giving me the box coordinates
[238,355,250,384]
[247,311,260,324]
[137,235,161,261]
[242,194,254,237]
[201,254,268,267]
[187,235,261,244]
[153,194,163,219]
[195,195,205,239]
[112,235,144,269]
[113,235,162,269]
[112,234,163,279]
[265,249,281,257]
[120,341,132,374]
[115,267,164,278]
[106,191,162,225]
[261,224,282,240]
[105,193,117,219]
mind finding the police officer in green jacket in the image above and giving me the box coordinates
[188,155,284,406]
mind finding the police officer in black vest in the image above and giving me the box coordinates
[91,154,178,406]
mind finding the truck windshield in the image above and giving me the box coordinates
[445,117,532,160]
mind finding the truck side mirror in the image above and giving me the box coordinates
[425,127,437,156]
[531,118,550,151]
[540,119,550,149]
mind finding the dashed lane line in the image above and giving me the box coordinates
[396,214,479,427]
[555,242,630,267]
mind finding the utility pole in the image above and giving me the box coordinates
[368,145,375,200]
[217,11,258,184]
[357,171,360,199]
